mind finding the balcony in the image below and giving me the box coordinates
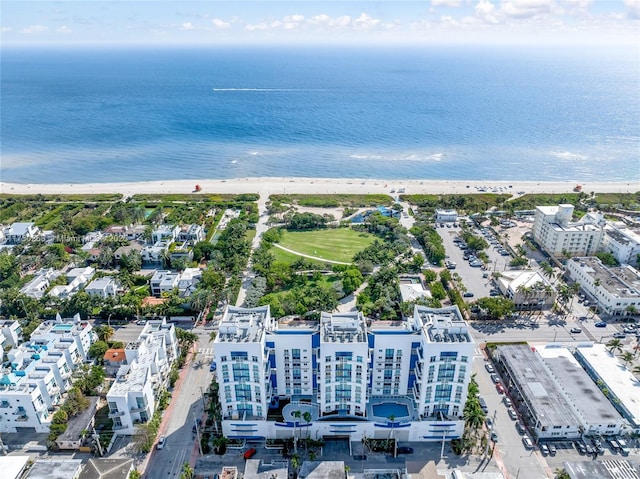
[109,410,125,418]
[16,415,29,422]
[130,405,148,413]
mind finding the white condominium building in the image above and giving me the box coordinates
[532,204,603,258]
[213,305,474,442]
[601,225,640,266]
[565,257,640,316]
[0,314,96,433]
[106,319,178,434]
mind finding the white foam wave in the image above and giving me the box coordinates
[550,150,587,160]
[212,88,312,92]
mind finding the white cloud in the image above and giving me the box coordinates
[501,0,556,19]
[354,12,382,30]
[245,22,268,32]
[56,25,72,34]
[19,25,49,34]
[432,0,462,6]
[180,22,196,31]
[624,0,640,19]
[211,18,231,29]
[475,0,500,24]
[1,27,13,33]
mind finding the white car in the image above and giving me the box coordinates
[522,436,534,449]
[156,436,166,450]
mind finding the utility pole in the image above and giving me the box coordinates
[92,427,104,457]
[193,412,203,456]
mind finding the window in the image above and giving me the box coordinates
[461,356,468,363]
[430,356,436,363]
[252,356,258,362]
[357,356,363,363]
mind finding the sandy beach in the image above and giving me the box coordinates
[1,178,638,198]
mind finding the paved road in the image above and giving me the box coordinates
[144,330,216,479]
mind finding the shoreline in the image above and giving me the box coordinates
[1,178,638,197]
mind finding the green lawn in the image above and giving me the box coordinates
[276,228,376,263]
[271,246,330,267]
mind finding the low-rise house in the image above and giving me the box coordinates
[169,240,194,263]
[49,267,95,299]
[5,222,40,244]
[151,224,180,244]
[399,275,432,303]
[150,270,179,297]
[178,223,205,243]
[55,396,99,450]
[435,209,458,223]
[496,270,557,310]
[85,277,120,298]
[141,242,170,265]
[565,256,640,316]
[106,319,178,434]
[113,242,144,262]
[20,268,61,299]
[26,458,83,479]
[103,225,146,241]
[103,348,127,376]
[78,458,134,479]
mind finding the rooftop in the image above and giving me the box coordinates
[537,345,623,425]
[569,257,640,298]
[243,459,289,479]
[103,348,126,363]
[78,458,134,479]
[497,344,583,426]
[58,396,99,442]
[217,306,271,344]
[574,344,640,427]
[414,306,473,344]
[298,461,345,479]
[320,311,367,343]
[27,458,83,479]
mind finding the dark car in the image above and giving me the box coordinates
[463,292,474,297]
[353,455,367,460]
[491,373,500,384]
[595,321,607,328]
[490,431,499,443]
[396,447,414,454]
[539,444,549,455]
[575,441,587,454]
[243,448,257,460]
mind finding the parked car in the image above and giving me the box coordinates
[463,291,474,297]
[503,397,512,407]
[570,327,582,333]
[353,455,367,460]
[157,436,166,450]
[522,436,534,449]
[485,363,495,373]
[507,408,517,420]
[613,332,626,339]
[396,447,414,454]
[585,444,594,455]
[496,383,505,394]
[210,361,217,372]
[490,431,499,442]
[491,373,500,384]
[515,422,526,435]
[575,441,587,454]
[608,439,621,452]
[485,416,493,427]
[548,444,557,455]
[243,448,257,460]
[595,321,607,328]
[539,444,549,455]
[478,397,488,413]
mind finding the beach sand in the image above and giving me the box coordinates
[1,178,638,198]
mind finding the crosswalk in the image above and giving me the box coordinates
[197,348,215,357]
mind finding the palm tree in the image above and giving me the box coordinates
[619,351,634,368]
[632,365,640,376]
[302,411,312,440]
[179,462,194,479]
[292,410,302,447]
[94,325,114,342]
[625,304,638,318]
[463,403,485,435]
[606,339,623,355]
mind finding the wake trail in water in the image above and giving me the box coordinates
[212,88,325,92]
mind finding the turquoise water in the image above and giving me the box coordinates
[2,46,638,183]
[372,402,409,419]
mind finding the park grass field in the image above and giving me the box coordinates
[276,228,376,263]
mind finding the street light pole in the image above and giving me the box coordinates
[193,412,203,456]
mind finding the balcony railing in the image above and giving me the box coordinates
[109,410,125,417]
[130,405,148,413]
[16,415,29,422]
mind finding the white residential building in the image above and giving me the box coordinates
[106,319,178,434]
[435,209,458,223]
[84,277,120,298]
[103,225,146,241]
[49,267,95,299]
[5,222,40,244]
[601,225,640,266]
[178,224,205,243]
[0,320,22,348]
[565,257,640,316]
[151,225,180,244]
[0,314,96,433]
[496,270,557,310]
[19,268,62,299]
[141,242,170,265]
[150,269,201,297]
[214,305,473,442]
[532,204,603,258]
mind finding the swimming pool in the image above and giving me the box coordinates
[372,402,409,419]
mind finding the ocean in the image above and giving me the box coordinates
[1,45,638,184]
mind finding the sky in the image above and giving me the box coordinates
[1,0,639,46]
